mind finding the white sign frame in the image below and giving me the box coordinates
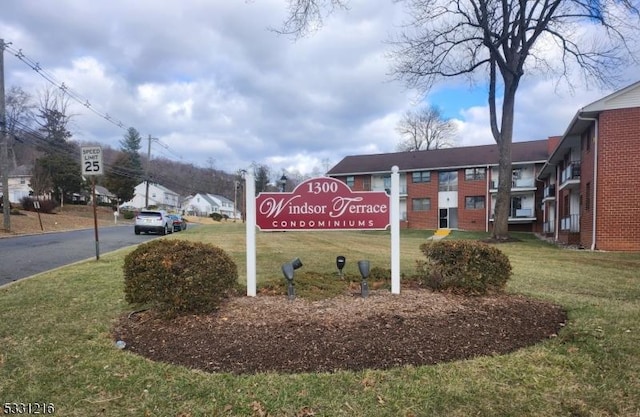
[245,166,401,297]
[81,146,104,176]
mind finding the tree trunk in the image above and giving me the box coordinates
[492,83,517,240]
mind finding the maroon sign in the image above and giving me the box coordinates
[256,177,390,231]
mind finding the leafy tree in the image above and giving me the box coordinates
[396,105,457,151]
[34,152,84,203]
[105,152,140,203]
[105,127,144,204]
[252,163,272,194]
[278,0,640,239]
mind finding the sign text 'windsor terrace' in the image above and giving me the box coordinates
[255,177,390,231]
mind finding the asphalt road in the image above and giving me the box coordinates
[0,225,163,287]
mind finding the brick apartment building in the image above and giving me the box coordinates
[327,81,640,251]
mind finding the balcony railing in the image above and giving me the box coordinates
[490,208,536,221]
[560,214,580,233]
[512,208,534,218]
[490,177,536,189]
[543,184,556,200]
[543,220,555,234]
[561,161,581,184]
[374,186,407,195]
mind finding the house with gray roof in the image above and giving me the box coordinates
[181,193,239,219]
[1,165,33,204]
[121,181,180,211]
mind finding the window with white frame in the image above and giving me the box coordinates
[438,171,458,191]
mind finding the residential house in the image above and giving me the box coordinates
[93,185,115,205]
[538,81,640,251]
[121,181,180,211]
[327,140,549,233]
[2,165,33,204]
[327,81,640,251]
[181,193,239,219]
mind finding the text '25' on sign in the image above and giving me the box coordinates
[81,146,103,176]
[255,176,390,231]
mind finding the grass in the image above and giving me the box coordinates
[1,223,639,416]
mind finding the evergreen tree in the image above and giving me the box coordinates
[105,152,139,203]
[105,127,144,204]
[120,127,143,171]
[32,88,83,203]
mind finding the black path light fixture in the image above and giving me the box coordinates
[279,171,288,192]
[357,260,370,298]
[336,255,346,279]
[281,257,303,300]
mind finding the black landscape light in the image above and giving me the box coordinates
[279,173,288,192]
[357,260,370,298]
[282,257,303,300]
[336,255,346,279]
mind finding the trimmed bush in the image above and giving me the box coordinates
[369,266,391,281]
[416,240,512,295]
[121,210,135,220]
[123,239,238,316]
[209,212,223,222]
[20,197,58,214]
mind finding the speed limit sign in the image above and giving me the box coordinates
[81,146,103,176]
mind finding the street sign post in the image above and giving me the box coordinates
[80,146,103,261]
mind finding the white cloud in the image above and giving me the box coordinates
[1,0,637,179]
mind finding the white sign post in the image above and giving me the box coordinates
[390,166,400,294]
[81,146,103,261]
[245,170,257,297]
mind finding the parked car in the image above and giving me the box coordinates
[167,214,187,232]
[134,210,173,235]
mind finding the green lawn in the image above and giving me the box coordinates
[1,223,639,416]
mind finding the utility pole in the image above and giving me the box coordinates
[145,134,151,208]
[0,39,11,231]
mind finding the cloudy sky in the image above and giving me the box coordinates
[2,1,637,179]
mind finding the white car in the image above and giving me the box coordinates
[134,210,173,235]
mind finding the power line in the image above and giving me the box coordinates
[3,41,127,132]
[1,40,183,163]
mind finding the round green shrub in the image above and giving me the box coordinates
[416,240,512,295]
[121,210,135,220]
[123,239,238,316]
[209,212,223,222]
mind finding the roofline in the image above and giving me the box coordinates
[541,80,640,178]
[538,107,599,179]
[328,159,548,177]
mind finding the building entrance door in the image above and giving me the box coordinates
[439,208,448,228]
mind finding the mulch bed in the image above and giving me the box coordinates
[113,289,567,375]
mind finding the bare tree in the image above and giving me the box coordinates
[392,0,639,239]
[5,86,36,169]
[278,0,640,239]
[396,105,457,151]
[277,0,349,38]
